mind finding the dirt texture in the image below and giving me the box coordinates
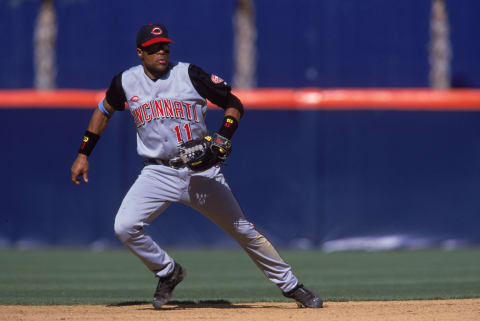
[2,299,480,321]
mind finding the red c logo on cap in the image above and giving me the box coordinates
[151,27,163,35]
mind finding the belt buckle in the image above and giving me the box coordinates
[168,158,184,169]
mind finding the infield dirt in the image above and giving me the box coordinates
[2,299,480,321]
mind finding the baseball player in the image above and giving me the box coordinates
[70,23,322,309]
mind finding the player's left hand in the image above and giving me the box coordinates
[173,133,232,171]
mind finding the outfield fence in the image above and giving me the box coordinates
[2,89,480,250]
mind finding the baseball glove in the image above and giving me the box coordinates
[170,133,232,171]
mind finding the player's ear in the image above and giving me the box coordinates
[136,48,143,59]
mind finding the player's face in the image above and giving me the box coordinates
[137,42,170,78]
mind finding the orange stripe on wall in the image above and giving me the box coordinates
[1,89,480,110]
[232,89,480,110]
[0,90,105,108]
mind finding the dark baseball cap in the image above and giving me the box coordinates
[136,23,173,48]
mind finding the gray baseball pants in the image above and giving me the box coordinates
[113,164,298,292]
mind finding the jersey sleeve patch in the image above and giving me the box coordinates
[211,74,225,85]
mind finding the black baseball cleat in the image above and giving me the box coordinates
[152,262,187,309]
[282,284,323,308]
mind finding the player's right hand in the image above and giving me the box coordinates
[71,154,89,184]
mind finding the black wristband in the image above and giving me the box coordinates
[78,130,100,156]
[217,116,238,139]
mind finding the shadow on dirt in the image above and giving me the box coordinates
[107,300,281,310]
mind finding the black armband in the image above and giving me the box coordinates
[217,116,238,139]
[78,130,100,156]
[226,93,244,118]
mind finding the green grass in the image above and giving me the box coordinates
[0,249,479,305]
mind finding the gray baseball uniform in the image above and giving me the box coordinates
[107,61,298,292]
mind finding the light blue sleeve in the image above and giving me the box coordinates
[98,99,112,117]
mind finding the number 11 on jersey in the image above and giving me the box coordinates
[174,124,192,143]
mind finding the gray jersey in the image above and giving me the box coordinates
[105,61,232,160]
[122,62,207,159]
